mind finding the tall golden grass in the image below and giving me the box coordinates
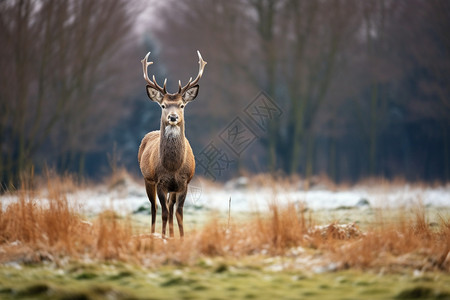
[0,176,449,272]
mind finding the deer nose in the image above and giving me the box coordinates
[168,114,178,123]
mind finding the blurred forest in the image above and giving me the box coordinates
[1,0,449,188]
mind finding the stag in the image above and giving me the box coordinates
[138,51,207,238]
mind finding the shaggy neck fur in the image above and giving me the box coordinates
[160,121,185,171]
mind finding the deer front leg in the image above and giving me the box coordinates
[145,181,157,234]
[157,187,169,237]
[175,191,187,238]
[168,193,176,238]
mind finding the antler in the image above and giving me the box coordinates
[178,50,207,94]
[141,52,167,94]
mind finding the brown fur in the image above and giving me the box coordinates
[138,129,195,186]
[138,95,196,238]
[139,50,205,238]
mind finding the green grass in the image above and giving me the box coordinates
[1,260,450,300]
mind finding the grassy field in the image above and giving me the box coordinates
[1,260,450,299]
[1,175,449,299]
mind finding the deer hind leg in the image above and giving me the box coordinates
[157,187,169,237]
[175,191,187,238]
[145,181,157,234]
[168,193,176,238]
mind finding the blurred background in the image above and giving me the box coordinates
[1,0,449,188]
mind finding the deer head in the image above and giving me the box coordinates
[141,51,207,131]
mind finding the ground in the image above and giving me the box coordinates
[0,174,449,299]
[1,259,450,299]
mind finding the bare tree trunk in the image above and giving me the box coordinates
[0,0,137,187]
[329,138,337,182]
[369,83,378,175]
[443,122,449,181]
[305,132,315,183]
[252,0,278,173]
[14,0,32,183]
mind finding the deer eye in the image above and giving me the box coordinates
[180,104,185,109]
[161,104,166,109]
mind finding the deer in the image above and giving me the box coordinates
[138,51,207,238]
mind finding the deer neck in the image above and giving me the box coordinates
[160,122,185,171]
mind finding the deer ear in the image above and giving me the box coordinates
[146,86,164,103]
[182,85,199,103]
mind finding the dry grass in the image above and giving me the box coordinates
[0,177,449,273]
[330,208,450,271]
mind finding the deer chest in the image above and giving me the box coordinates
[167,177,179,192]
[158,175,186,193]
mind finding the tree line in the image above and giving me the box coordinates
[1,0,449,188]
[0,0,140,188]
[151,0,450,183]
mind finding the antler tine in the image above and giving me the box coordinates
[152,75,165,93]
[180,50,207,94]
[141,52,166,94]
[178,77,192,93]
[141,52,153,85]
[163,78,167,94]
[195,51,207,82]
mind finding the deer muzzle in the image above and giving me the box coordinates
[168,114,179,125]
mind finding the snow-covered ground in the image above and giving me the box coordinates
[2,176,448,216]
[198,186,449,211]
